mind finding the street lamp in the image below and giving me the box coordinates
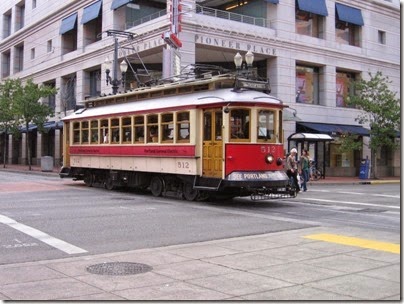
[233,51,254,78]
[104,57,128,95]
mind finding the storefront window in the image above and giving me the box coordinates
[336,72,356,108]
[296,66,319,104]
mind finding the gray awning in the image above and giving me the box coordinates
[111,0,131,10]
[335,3,364,26]
[265,0,279,4]
[81,0,102,24]
[288,132,334,141]
[296,0,328,16]
[60,13,78,34]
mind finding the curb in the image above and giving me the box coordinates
[360,180,400,185]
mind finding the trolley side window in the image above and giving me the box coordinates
[111,118,120,144]
[122,116,132,144]
[147,114,159,143]
[134,115,145,143]
[101,119,109,143]
[177,111,190,142]
[73,122,80,144]
[203,112,212,141]
[257,110,275,142]
[90,120,99,144]
[81,121,89,144]
[229,109,250,141]
[161,113,174,143]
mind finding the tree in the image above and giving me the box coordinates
[13,78,58,170]
[343,71,400,179]
[0,79,20,168]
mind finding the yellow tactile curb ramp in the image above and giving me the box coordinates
[304,233,400,254]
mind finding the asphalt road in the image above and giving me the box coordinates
[0,171,400,265]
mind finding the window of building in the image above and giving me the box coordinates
[89,70,101,97]
[3,11,12,38]
[2,50,11,78]
[14,44,24,73]
[147,114,159,143]
[230,109,250,141]
[257,110,275,142]
[122,117,132,143]
[90,120,99,144]
[134,115,144,143]
[60,13,78,54]
[47,39,53,53]
[43,81,56,111]
[161,113,174,142]
[32,0,36,9]
[335,3,363,47]
[336,71,357,107]
[82,1,102,46]
[30,48,35,60]
[61,74,76,111]
[296,65,319,104]
[295,0,327,38]
[378,30,386,44]
[15,1,25,31]
[177,112,190,142]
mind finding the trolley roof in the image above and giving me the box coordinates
[63,75,283,121]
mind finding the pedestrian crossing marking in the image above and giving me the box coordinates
[304,233,400,254]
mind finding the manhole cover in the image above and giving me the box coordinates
[86,262,152,276]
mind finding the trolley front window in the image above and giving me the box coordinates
[258,110,275,142]
[230,109,250,141]
[177,111,190,142]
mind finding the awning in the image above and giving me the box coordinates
[20,124,37,133]
[335,3,364,26]
[81,0,102,24]
[60,13,78,34]
[296,0,328,16]
[43,121,64,131]
[265,0,279,4]
[288,132,334,141]
[111,0,131,10]
[297,122,370,136]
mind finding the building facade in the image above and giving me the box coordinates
[0,0,400,176]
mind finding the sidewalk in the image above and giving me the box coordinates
[0,227,400,300]
[0,164,400,185]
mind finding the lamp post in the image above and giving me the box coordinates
[233,51,254,78]
[104,38,129,94]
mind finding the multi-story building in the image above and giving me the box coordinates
[0,0,400,176]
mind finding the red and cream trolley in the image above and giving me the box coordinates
[60,74,295,200]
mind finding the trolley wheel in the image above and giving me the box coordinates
[150,176,164,197]
[104,175,115,190]
[83,171,94,187]
[183,182,198,201]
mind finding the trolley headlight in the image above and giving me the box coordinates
[276,157,283,166]
[265,154,274,164]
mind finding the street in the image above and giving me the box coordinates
[0,171,400,300]
[0,171,399,264]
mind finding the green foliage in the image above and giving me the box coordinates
[344,71,400,178]
[337,133,362,153]
[0,78,57,169]
[346,71,399,151]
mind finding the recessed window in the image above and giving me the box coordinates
[378,30,386,44]
[30,48,35,60]
[47,39,53,52]
[32,0,37,9]
[296,65,319,104]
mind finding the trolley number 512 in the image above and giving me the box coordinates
[177,161,190,169]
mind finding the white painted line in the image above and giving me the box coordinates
[0,214,87,254]
[372,194,400,199]
[299,198,400,210]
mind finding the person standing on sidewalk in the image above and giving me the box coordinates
[286,148,300,192]
[300,149,310,192]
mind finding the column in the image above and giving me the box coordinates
[54,129,61,166]
[21,133,27,165]
[36,133,42,165]
[7,134,13,164]
[320,65,336,107]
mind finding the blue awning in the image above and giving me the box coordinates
[297,122,370,136]
[265,0,279,4]
[81,0,102,24]
[335,3,364,26]
[60,13,78,34]
[296,0,328,16]
[111,0,131,10]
